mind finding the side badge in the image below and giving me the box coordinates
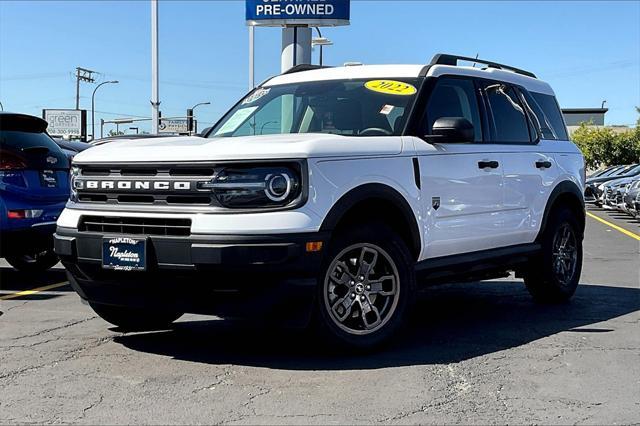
[432,196,440,210]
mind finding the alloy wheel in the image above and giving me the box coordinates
[323,243,400,335]
[552,223,578,287]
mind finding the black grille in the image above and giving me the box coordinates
[77,164,216,206]
[79,216,191,236]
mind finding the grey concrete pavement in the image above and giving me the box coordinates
[1,208,638,424]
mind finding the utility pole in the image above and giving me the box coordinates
[75,67,95,110]
[150,0,160,134]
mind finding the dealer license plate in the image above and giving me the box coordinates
[102,237,146,271]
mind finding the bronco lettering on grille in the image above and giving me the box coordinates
[78,180,193,191]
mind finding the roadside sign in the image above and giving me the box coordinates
[159,119,193,134]
[246,0,350,27]
[43,109,86,139]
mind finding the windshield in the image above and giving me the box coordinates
[209,78,420,138]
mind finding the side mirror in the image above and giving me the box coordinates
[427,117,474,143]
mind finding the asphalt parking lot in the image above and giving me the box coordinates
[1,206,638,425]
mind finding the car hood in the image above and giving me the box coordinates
[72,133,405,164]
[587,174,631,185]
[603,177,634,188]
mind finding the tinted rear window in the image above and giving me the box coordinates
[530,93,569,141]
[0,130,68,169]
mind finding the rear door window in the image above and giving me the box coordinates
[483,83,531,143]
[530,92,569,141]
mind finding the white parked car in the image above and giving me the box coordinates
[55,54,585,349]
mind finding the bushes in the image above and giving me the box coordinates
[572,124,640,169]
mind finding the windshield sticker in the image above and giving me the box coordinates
[380,104,395,115]
[242,88,271,104]
[365,80,417,96]
[214,106,258,135]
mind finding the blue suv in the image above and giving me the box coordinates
[0,112,70,271]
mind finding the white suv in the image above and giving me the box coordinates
[55,54,585,349]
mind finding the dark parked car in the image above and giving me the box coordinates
[89,134,168,146]
[0,112,70,271]
[587,164,640,205]
[54,138,91,161]
[623,178,640,215]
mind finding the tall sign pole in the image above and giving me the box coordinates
[245,0,350,73]
[151,0,160,134]
[249,26,255,89]
[281,27,312,73]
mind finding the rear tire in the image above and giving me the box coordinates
[524,207,583,303]
[6,250,59,272]
[89,303,183,331]
[314,222,416,350]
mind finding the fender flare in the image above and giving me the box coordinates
[536,180,585,241]
[319,183,422,257]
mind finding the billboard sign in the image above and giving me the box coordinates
[159,119,192,134]
[246,0,350,26]
[43,109,86,139]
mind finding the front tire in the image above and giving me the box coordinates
[89,303,183,331]
[315,223,416,350]
[6,250,59,272]
[524,208,583,303]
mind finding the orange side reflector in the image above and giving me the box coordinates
[305,241,323,252]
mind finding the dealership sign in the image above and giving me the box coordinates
[159,119,192,134]
[43,109,86,138]
[246,0,350,26]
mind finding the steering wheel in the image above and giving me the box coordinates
[359,127,393,136]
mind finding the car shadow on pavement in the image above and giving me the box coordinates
[0,265,70,295]
[112,280,640,370]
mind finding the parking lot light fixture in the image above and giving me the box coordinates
[188,101,211,135]
[312,27,333,66]
[91,80,119,141]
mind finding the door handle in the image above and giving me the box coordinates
[478,160,499,169]
[536,160,552,169]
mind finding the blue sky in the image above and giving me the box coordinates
[1,0,638,136]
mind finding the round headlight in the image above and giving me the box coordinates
[265,172,291,202]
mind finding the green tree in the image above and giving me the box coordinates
[572,124,640,169]
[108,129,124,137]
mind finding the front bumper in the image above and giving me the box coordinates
[54,227,329,322]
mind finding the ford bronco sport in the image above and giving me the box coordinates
[55,54,585,349]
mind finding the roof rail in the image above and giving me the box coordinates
[282,64,331,75]
[429,53,537,79]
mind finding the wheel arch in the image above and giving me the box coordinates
[536,180,586,241]
[319,183,422,260]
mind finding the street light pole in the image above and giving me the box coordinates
[151,0,160,134]
[91,80,118,141]
[249,26,255,90]
[315,27,323,66]
[312,28,332,67]
[188,101,211,135]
